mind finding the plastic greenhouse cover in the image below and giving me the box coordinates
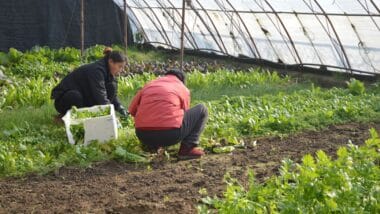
[114,0,380,75]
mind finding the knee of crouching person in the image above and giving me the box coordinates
[198,103,208,118]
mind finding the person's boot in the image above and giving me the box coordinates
[54,114,64,124]
[141,144,165,155]
[141,144,159,153]
[178,143,204,160]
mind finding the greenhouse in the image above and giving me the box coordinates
[0,0,379,213]
[117,0,380,75]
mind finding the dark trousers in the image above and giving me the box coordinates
[54,90,84,114]
[136,104,208,148]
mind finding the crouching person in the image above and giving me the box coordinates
[128,69,208,160]
[51,47,128,117]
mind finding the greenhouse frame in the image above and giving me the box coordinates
[114,0,380,75]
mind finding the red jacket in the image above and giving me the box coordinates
[128,75,190,130]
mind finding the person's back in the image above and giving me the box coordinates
[52,60,102,99]
[129,70,208,160]
[132,75,190,130]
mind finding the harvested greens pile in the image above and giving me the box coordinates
[70,106,111,120]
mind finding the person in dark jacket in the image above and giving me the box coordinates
[51,47,127,116]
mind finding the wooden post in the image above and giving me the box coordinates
[80,0,85,59]
[179,0,188,72]
[123,0,128,58]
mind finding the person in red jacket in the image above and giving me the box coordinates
[128,69,208,160]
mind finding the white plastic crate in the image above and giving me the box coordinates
[62,104,118,145]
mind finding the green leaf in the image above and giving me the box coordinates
[302,154,316,167]
[213,146,235,154]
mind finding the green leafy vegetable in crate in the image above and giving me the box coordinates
[71,106,111,119]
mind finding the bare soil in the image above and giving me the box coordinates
[0,122,379,214]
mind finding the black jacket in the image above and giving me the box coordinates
[51,58,122,111]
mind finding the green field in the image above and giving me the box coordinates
[0,46,380,212]
[1,45,380,177]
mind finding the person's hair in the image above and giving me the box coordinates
[103,47,126,63]
[165,69,186,83]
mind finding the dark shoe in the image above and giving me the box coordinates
[54,114,64,124]
[141,144,163,154]
[178,144,205,160]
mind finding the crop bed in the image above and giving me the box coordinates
[0,46,379,213]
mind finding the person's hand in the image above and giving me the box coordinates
[120,109,128,117]
[118,107,129,119]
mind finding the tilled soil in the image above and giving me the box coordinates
[0,122,379,214]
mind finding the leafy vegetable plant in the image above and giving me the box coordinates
[347,78,365,95]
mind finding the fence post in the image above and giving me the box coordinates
[123,0,128,59]
[80,0,85,60]
[180,0,190,71]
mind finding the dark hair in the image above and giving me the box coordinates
[165,69,186,83]
[103,47,126,63]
